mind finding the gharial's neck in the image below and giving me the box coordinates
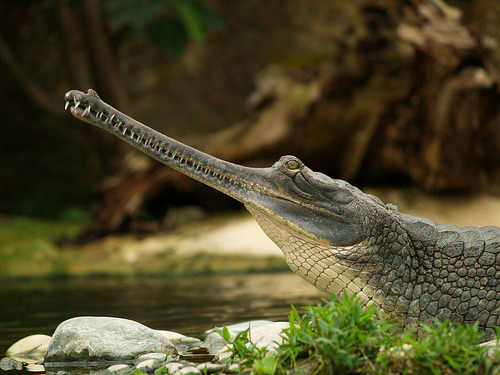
[246,205,384,301]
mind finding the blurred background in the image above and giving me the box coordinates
[0,0,499,278]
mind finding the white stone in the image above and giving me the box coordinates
[174,366,201,375]
[165,362,183,374]
[107,364,131,373]
[244,321,290,353]
[136,352,167,362]
[196,362,223,374]
[136,359,158,370]
[204,320,274,354]
[6,334,51,362]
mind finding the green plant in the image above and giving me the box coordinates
[105,0,224,56]
[154,365,167,375]
[377,320,499,374]
[218,294,500,374]
[279,293,392,374]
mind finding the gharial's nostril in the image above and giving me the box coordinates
[64,91,73,102]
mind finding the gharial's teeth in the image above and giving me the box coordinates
[109,114,115,122]
[82,106,91,116]
[75,101,81,110]
[65,101,70,110]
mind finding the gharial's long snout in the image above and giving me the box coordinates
[64,89,276,204]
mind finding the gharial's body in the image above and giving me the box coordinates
[65,89,500,338]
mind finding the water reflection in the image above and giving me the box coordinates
[0,273,327,357]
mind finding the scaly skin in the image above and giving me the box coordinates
[65,89,500,337]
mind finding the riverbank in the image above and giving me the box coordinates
[0,211,287,279]
[1,189,499,279]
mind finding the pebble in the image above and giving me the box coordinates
[25,363,45,372]
[136,352,167,362]
[5,334,51,362]
[107,364,131,374]
[0,357,22,371]
[228,363,240,373]
[174,366,201,375]
[136,359,159,370]
[165,362,184,374]
[196,362,223,374]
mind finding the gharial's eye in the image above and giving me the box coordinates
[286,159,300,170]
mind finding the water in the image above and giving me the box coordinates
[0,272,327,359]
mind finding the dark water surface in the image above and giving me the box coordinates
[0,272,327,357]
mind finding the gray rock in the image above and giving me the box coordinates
[44,316,177,363]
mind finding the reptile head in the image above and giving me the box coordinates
[248,155,377,248]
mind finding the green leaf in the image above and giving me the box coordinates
[104,0,224,56]
[169,0,205,43]
[257,354,277,374]
[154,365,167,375]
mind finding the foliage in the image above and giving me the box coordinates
[218,293,500,374]
[377,321,498,374]
[216,325,276,374]
[281,293,392,374]
[105,0,224,56]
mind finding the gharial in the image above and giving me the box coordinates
[65,89,500,338]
